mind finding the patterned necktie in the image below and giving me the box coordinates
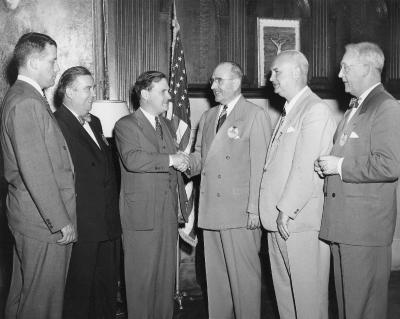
[78,114,92,125]
[349,97,359,109]
[155,116,163,140]
[216,105,228,133]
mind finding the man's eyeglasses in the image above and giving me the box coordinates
[340,63,367,74]
[209,77,238,86]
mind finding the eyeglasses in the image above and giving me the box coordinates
[209,77,238,85]
[340,63,367,74]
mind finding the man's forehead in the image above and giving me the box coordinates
[271,57,291,70]
[213,64,231,77]
[150,78,168,90]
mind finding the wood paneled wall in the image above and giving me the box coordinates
[102,0,400,105]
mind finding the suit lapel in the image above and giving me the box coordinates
[332,84,384,153]
[135,109,160,151]
[265,88,312,166]
[204,97,245,165]
[58,106,103,159]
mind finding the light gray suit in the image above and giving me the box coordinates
[1,80,76,319]
[260,87,336,319]
[189,96,272,319]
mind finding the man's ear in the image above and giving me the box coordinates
[292,66,301,80]
[141,89,149,101]
[65,86,74,100]
[27,54,39,72]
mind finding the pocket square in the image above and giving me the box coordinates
[286,126,295,133]
[349,131,359,138]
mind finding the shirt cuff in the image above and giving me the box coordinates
[337,157,344,179]
[169,155,173,167]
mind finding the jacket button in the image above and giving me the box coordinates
[226,155,230,160]
[63,145,67,150]
[91,162,95,166]
[217,174,221,179]
[217,193,220,197]
[202,172,205,176]
[332,193,336,198]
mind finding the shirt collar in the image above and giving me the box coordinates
[140,107,156,129]
[284,86,308,116]
[220,94,242,117]
[17,75,44,96]
[357,82,381,106]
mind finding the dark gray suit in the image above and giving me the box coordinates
[320,84,400,319]
[115,109,188,319]
[1,80,76,319]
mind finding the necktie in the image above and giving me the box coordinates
[349,97,359,109]
[78,114,92,125]
[155,116,163,140]
[216,105,228,133]
[271,107,286,142]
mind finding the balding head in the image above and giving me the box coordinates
[270,50,309,101]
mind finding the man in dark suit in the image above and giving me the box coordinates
[316,42,400,319]
[114,71,189,319]
[187,62,272,319]
[0,32,76,319]
[53,66,122,319]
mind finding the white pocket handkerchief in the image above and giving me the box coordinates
[349,131,359,138]
[286,126,295,133]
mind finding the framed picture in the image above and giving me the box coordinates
[257,18,300,87]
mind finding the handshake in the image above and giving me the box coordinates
[170,151,190,172]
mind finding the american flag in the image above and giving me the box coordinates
[167,16,197,247]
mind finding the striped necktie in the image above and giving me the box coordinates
[216,105,228,133]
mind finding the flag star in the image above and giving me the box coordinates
[181,50,183,54]
[174,90,178,94]
[178,103,182,107]
[183,70,186,74]
[178,57,182,61]
[180,76,183,80]
[171,73,175,77]
[184,89,187,94]
[176,83,180,88]
[181,96,185,100]
[175,63,178,67]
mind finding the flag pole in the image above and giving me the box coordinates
[172,0,184,311]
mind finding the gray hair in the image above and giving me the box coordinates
[345,42,385,73]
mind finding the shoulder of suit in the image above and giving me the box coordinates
[115,112,137,127]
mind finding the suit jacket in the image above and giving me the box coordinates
[259,87,336,232]
[54,105,121,242]
[0,80,76,243]
[320,84,400,246]
[188,95,272,229]
[114,108,189,231]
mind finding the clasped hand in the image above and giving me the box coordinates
[314,155,340,178]
[171,151,190,172]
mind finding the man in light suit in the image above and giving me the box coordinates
[114,71,189,319]
[316,42,400,319]
[0,32,76,319]
[188,62,272,319]
[54,66,122,319]
[259,50,336,319]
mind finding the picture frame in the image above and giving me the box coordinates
[257,18,300,87]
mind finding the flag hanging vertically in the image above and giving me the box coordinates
[167,8,197,247]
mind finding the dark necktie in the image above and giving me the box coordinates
[271,107,286,142]
[216,105,228,133]
[155,116,163,140]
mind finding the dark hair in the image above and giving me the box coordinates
[54,66,92,108]
[13,32,57,70]
[133,71,167,102]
